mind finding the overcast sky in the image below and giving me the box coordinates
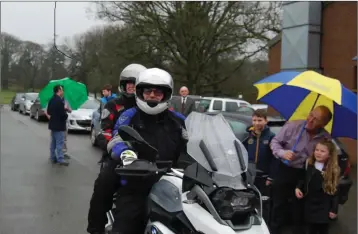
[1,2,107,45]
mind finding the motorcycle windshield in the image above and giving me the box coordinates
[185,112,248,190]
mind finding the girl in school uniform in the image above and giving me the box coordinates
[295,138,340,234]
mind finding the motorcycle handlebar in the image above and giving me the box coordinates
[114,160,173,177]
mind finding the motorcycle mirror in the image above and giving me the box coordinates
[118,125,146,143]
[118,125,158,152]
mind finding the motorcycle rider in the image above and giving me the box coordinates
[87,63,146,234]
[105,68,187,234]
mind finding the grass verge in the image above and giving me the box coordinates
[0,90,16,104]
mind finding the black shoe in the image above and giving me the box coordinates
[49,158,57,164]
[58,160,70,166]
[64,154,71,159]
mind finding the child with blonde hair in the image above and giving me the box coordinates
[295,138,340,234]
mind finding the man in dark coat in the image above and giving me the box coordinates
[47,85,69,166]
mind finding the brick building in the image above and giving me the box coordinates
[267,2,357,163]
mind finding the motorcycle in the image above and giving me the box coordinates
[105,112,271,234]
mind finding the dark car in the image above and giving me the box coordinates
[10,93,24,111]
[207,112,352,207]
[29,96,48,122]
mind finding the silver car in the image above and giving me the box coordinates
[67,98,100,132]
[90,103,103,147]
[18,93,38,115]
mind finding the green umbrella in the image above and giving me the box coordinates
[39,77,88,110]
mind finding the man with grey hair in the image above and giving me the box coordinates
[171,86,195,116]
[269,105,333,234]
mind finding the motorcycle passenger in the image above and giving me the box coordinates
[97,63,147,152]
[87,63,146,234]
[107,68,188,234]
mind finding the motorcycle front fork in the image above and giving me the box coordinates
[105,210,115,233]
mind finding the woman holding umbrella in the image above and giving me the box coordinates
[253,70,357,234]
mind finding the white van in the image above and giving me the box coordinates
[197,97,251,113]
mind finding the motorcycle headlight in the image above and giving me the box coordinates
[210,187,257,220]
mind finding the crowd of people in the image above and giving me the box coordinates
[44,62,341,234]
[244,106,338,234]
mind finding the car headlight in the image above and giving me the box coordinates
[210,187,257,220]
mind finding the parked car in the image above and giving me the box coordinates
[236,106,256,116]
[18,93,38,115]
[29,96,48,121]
[197,97,251,113]
[10,93,24,111]
[251,104,268,111]
[67,98,100,132]
[90,102,103,146]
[207,112,352,207]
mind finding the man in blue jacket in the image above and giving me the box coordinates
[47,85,69,166]
[100,84,117,105]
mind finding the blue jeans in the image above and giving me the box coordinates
[50,131,65,162]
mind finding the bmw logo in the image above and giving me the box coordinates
[151,226,159,234]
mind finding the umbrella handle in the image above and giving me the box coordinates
[282,122,306,165]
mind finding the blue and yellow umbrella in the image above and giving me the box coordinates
[254,70,357,139]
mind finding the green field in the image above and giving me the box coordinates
[0,90,16,104]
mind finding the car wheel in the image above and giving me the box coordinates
[11,104,14,111]
[91,127,98,147]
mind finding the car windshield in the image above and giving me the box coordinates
[197,99,211,112]
[226,118,249,141]
[25,93,38,101]
[236,106,255,116]
[80,100,100,109]
[16,93,24,99]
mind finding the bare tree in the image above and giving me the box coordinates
[16,41,46,91]
[0,33,21,89]
[96,1,281,93]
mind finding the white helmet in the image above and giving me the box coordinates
[135,68,173,115]
[119,64,147,97]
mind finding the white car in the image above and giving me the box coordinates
[67,98,100,132]
[198,97,252,113]
[18,92,38,115]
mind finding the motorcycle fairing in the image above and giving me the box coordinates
[185,112,249,190]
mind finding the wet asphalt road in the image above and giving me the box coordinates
[0,106,101,234]
[0,106,356,234]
